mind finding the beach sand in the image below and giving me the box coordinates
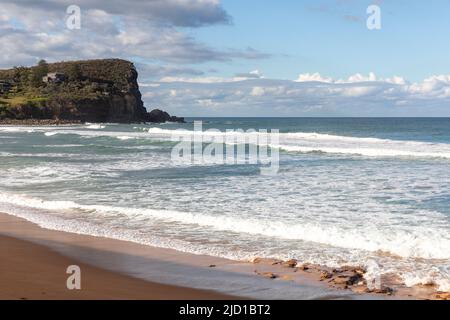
[0,234,236,300]
[0,212,358,300]
[1,212,444,300]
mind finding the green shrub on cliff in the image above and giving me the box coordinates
[28,60,49,88]
[0,58,151,122]
[0,59,136,97]
[66,64,83,81]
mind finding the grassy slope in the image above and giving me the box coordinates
[0,59,135,108]
[0,96,48,106]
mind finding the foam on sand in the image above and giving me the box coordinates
[1,192,449,260]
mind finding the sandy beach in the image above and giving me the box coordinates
[0,234,236,300]
[0,212,362,300]
[1,211,447,300]
[0,213,242,300]
[2,0,450,305]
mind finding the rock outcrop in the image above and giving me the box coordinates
[145,109,185,123]
[0,59,184,123]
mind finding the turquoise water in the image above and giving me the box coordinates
[1,118,450,290]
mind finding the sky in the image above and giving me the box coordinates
[1,0,450,117]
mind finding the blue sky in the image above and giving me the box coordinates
[191,0,450,82]
[1,0,450,116]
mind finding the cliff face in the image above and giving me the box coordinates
[0,59,183,123]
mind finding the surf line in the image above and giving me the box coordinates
[169,121,280,176]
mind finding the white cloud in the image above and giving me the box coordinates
[159,70,266,83]
[338,86,378,97]
[1,0,231,27]
[235,69,263,79]
[0,1,268,74]
[159,76,235,83]
[139,74,450,117]
[250,86,265,96]
[0,13,9,22]
[407,75,450,97]
[385,76,407,85]
[296,73,334,83]
[296,72,379,84]
[296,72,407,85]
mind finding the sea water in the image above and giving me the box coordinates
[0,118,449,291]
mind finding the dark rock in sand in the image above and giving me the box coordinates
[328,266,366,288]
[298,264,310,271]
[332,276,347,284]
[259,272,278,279]
[331,274,363,287]
[373,286,394,295]
[320,271,333,280]
[435,292,450,300]
[251,257,283,265]
[282,259,298,268]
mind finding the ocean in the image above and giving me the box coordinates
[1,118,449,291]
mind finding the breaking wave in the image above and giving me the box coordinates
[1,192,449,261]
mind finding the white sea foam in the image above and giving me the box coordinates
[1,191,449,291]
[44,132,59,136]
[2,124,450,292]
[1,192,449,260]
[146,127,450,160]
[5,125,450,160]
[117,136,134,140]
[0,127,36,133]
[85,124,106,129]
[275,145,450,159]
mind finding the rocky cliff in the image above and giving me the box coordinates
[0,59,184,123]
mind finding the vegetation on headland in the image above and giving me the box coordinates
[0,58,185,123]
[0,59,128,108]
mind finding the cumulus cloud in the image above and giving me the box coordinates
[136,63,205,80]
[235,70,263,79]
[408,75,450,98]
[296,73,334,83]
[0,1,268,76]
[159,69,266,83]
[139,73,450,117]
[250,86,266,96]
[1,0,231,27]
[296,72,406,85]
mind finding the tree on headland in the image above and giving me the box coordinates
[66,63,82,81]
[28,59,49,87]
[13,66,30,87]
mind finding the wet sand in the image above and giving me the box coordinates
[1,212,444,300]
[0,212,359,300]
[0,234,237,300]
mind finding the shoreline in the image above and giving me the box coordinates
[0,212,356,300]
[0,119,85,126]
[0,212,447,300]
[0,234,237,300]
[0,119,181,126]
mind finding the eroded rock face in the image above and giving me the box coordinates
[145,109,185,123]
[0,59,184,123]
